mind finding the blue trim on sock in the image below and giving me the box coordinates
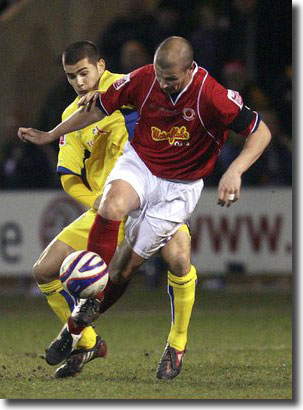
[59,289,76,313]
[168,284,175,324]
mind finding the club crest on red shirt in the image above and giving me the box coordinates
[182,107,195,121]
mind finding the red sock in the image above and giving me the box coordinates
[99,278,130,314]
[87,215,127,317]
[87,214,121,266]
[67,317,86,335]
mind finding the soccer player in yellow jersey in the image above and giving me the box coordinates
[33,41,135,376]
[29,41,196,380]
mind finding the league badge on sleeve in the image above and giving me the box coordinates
[227,90,243,109]
[59,135,66,146]
[113,74,131,90]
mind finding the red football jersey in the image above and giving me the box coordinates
[98,63,259,180]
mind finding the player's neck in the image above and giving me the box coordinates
[169,92,180,103]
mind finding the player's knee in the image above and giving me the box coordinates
[100,196,128,221]
[32,259,45,283]
[168,253,191,277]
[100,182,139,220]
[109,269,127,285]
[32,258,58,284]
[109,262,138,285]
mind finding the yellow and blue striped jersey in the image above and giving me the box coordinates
[57,70,137,193]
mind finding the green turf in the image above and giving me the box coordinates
[0,279,292,399]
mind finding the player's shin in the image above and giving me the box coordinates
[99,278,130,313]
[39,279,76,323]
[167,265,197,351]
[38,279,97,349]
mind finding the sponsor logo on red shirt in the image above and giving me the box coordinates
[151,126,190,145]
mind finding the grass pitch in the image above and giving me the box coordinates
[0,278,292,400]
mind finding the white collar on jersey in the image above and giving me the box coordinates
[168,61,199,106]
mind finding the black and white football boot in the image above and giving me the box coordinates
[55,336,107,378]
[72,298,102,327]
[45,323,81,365]
[45,298,102,365]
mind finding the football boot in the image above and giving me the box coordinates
[156,343,186,380]
[45,323,81,365]
[72,298,102,327]
[55,336,107,378]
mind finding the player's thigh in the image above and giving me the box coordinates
[57,209,96,250]
[33,238,74,283]
[58,208,126,248]
[161,225,191,277]
[100,146,152,219]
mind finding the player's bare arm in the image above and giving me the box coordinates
[218,120,271,207]
[18,99,105,145]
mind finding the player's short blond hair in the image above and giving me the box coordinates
[154,36,193,71]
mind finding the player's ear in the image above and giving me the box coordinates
[97,59,106,76]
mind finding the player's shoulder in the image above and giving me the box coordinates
[128,64,155,87]
[194,65,213,90]
[196,65,209,81]
[104,65,154,93]
[62,97,79,120]
[133,64,154,78]
[196,66,225,98]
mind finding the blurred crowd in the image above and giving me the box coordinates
[0,0,20,14]
[0,0,292,190]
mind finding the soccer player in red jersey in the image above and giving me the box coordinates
[18,36,271,379]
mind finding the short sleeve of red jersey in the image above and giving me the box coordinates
[98,68,142,116]
[202,76,260,137]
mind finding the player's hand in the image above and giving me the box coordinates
[17,127,55,145]
[217,169,241,207]
[78,91,101,110]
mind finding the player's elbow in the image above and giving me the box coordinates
[60,174,69,193]
[259,120,272,147]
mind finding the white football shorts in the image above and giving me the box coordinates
[104,142,204,258]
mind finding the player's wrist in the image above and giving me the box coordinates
[226,163,243,177]
[49,128,61,142]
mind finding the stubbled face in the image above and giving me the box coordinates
[154,61,194,94]
[63,57,105,96]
